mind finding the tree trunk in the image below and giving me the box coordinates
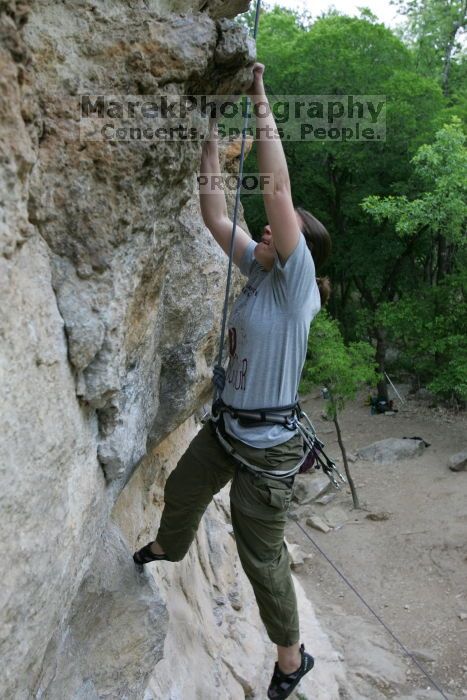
[424,248,433,285]
[442,35,455,96]
[375,327,389,402]
[333,412,360,509]
[441,9,465,96]
[436,233,449,282]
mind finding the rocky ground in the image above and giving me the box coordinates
[285,388,467,700]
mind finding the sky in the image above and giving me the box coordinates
[263,0,403,30]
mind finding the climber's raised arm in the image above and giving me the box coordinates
[199,123,251,267]
[248,63,301,264]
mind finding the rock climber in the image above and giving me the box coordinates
[133,63,332,700]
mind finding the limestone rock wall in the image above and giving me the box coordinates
[0,1,255,697]
[23,0,255,484]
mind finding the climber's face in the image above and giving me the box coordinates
[254,212,304,270]
[254,225,276,270]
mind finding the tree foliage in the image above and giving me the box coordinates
[238,4,467,403]
[392,0,467,95]
[301,311,377,508]
[301,311,377,417]
[362,118,466,243]
[378,272,467,401]
[243,9,444,322]
[361,119,466,401]
[362,118,467,286]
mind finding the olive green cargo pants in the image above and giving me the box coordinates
[156,420,304,647]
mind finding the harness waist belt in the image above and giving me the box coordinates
[213,399,301,430]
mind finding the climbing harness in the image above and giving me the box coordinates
[206,399,346,488]
[212,409,305,482]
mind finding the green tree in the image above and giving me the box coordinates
[301,311,377,508]
[393,0,467,95]
[242,8,444,330]
[361,118,467,399]
[362,118,466,278]
[239,6,462,403]
[377,272,467,403]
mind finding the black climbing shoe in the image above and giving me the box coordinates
[267,644,314,700]
[133,542,169,566]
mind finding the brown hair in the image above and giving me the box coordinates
[296,206,332,305]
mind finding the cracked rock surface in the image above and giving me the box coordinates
[0,1,254,697]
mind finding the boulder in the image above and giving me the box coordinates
[286,541,312,571]
[293,473,332,504]
[323,505,350,528]
[448,451,467,472]
[306,515,331,533]
[206,0,251,19]
[410,388,436,403]
[357,438,426,465]
[0,2,357,698]
[315,491,338,505]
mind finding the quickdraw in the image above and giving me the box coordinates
[294,409,346,489]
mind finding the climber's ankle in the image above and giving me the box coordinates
[149,541,165,556]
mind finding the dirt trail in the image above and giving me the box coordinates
[286,388,467,700]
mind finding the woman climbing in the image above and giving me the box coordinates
[133,63,332,700]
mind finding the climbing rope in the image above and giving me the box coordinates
[212,0,262,404]
[291,518,450,700]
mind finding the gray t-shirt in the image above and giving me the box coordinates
[221,234,321,448]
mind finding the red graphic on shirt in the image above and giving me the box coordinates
[227,326,248,391]
[229,327,237,357]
